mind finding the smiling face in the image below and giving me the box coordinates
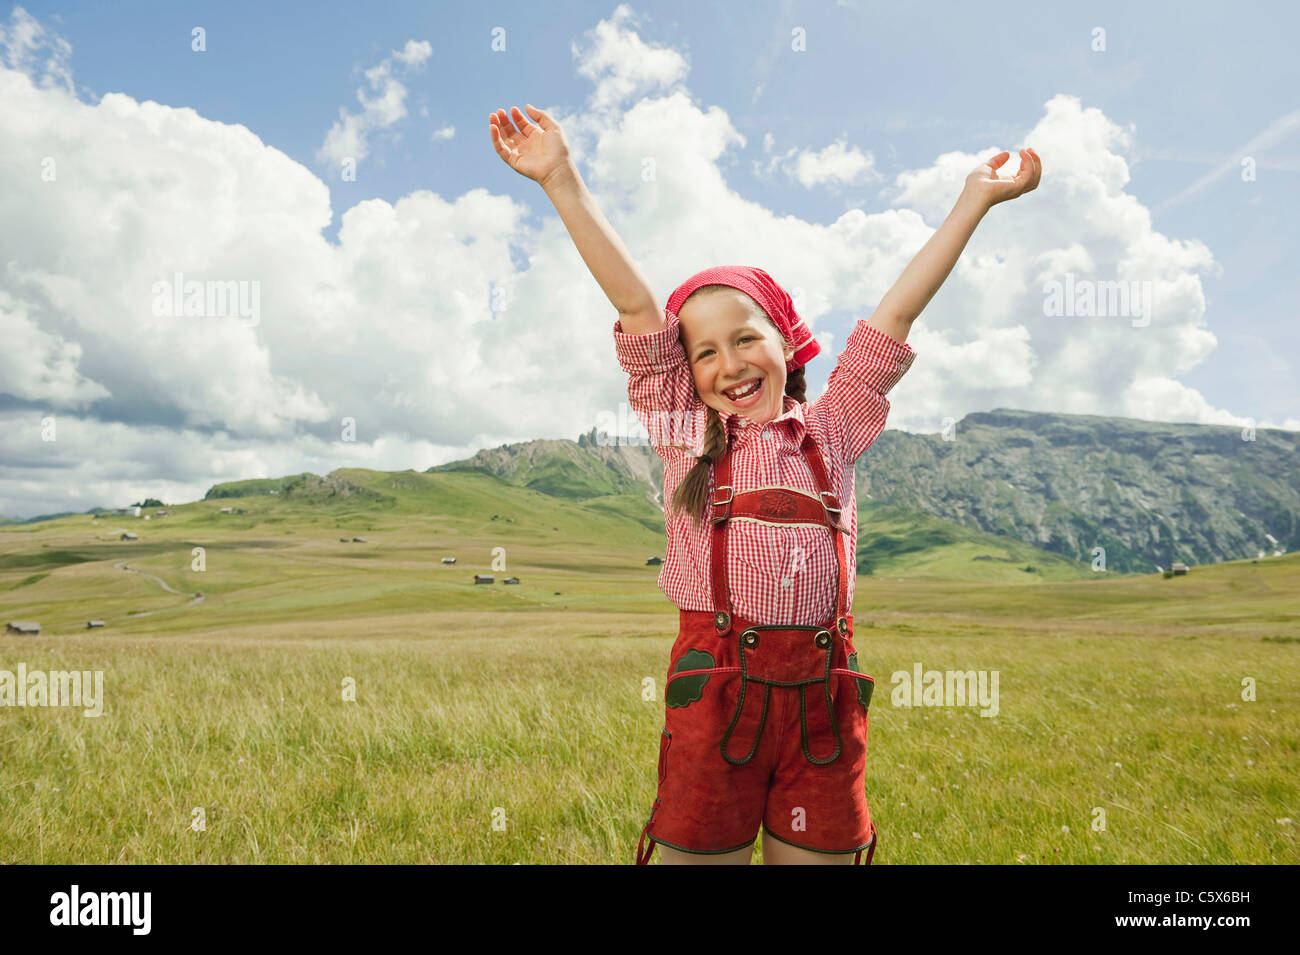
[678,287,795,425]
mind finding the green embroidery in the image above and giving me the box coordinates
[666,648,715,708]
[846,651,873,709]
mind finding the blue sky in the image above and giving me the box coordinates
[1,0,1296,518]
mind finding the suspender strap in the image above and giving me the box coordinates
[636,824,656,865]
[708,429,851,637]
[854,823,878,865]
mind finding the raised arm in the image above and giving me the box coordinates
[868,147,1042,344]
[489,104,663,333]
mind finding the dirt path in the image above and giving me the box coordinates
[113,561,205,617]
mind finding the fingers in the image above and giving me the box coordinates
[489,121,510,159]
[1020,147,1042,191]
[502,107,523,137]
[491,107,524,141]
[524,103,551,130]
[490,104,554,137]
[489,110,519,163]
[509,105,544,140]
[489,104,557,163]
[996,148,1040,198]
[489,109,509,143]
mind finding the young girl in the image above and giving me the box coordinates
[490,103,1040,865]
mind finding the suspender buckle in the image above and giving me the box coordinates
[710,485,734,525]
[819,491,841,517]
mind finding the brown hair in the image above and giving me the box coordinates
[668,284,808,528]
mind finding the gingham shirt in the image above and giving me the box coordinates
[613,312,917,626]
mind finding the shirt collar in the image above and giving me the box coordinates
[716,393,805,440]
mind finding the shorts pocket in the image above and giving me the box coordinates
[843,651,874,709]
[663,645,744,765]
[665,648,718,708]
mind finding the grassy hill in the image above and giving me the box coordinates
[855,499,1088,581]
[2,465,1296,864]
[0,462,1103,636]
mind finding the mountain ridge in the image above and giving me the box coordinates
[430,407,1297,574]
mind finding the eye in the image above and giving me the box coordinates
[695,336,755,360]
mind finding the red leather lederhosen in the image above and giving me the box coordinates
[635,428,878,864]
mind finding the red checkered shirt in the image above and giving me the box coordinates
[613,313,917,626]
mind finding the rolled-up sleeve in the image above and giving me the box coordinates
[613,314,706,456]
[817,320,917,465]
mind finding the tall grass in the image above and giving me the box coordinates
[1,482,1296,862]
[1,612,1295,863]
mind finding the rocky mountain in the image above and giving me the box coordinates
[857,409,1296,574]
[430,409,1298,575]
[431,434,664,510]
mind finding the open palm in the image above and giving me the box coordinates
[966,148,1042,209]
[489,104,571,186]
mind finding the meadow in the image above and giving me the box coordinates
[1,469,1296,863]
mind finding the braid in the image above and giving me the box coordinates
[784,364,807,403]
[668,405,726,529]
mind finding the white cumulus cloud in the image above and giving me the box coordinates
[0,7,1289,521]
[316,39,432,172]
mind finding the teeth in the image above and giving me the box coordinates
[726,380,760,400]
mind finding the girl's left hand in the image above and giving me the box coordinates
[964,148,1041,210]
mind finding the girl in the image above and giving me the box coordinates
[490,103,1040,865]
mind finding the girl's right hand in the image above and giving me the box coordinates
[489,104,571,186]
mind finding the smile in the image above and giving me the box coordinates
[722,378,763,407]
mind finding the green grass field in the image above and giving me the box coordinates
[1,469,1296,863]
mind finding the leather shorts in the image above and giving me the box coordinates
[637,607,877,861]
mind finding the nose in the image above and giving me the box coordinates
[719,345,747,379]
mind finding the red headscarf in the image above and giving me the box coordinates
[664,266,821,372]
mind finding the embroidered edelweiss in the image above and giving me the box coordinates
[757,489,797,519]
